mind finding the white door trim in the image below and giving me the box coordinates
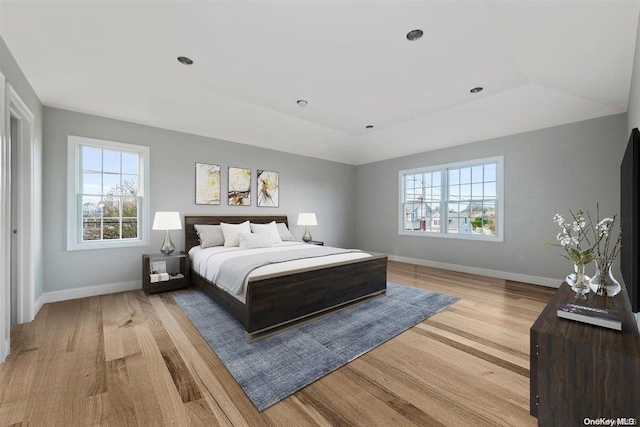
[7,84,36,326]
[0,71,9,363]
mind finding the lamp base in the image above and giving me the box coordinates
[160,230,175,254]
[302,227,312,242]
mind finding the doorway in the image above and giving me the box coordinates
[10,115,18,326]
[1,79,37,364]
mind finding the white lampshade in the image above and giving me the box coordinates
[152,212,182,230]
[297,213,317,226]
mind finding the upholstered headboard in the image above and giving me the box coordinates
[184,215,289,252]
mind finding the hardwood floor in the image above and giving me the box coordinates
[0,261,555,426]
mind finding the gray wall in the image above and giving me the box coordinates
[42,107,356,293]
[628,10,640,133]
[0,35,44,301]
[355,113,628,283]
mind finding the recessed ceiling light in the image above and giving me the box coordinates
[297,100,308,107]
[177,56,193,65]
[366,125,374,129]
[406,29,424,41]
[470,87,483,93]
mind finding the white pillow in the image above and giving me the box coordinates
[250,221,283,244]
[276,222,296,241]
[194,224,224,248]
[238,232,275,250]
[220,221,251,247]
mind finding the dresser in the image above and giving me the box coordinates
[530,282,640,426]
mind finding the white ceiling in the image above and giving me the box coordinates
[1,1,638,165]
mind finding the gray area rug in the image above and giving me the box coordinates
[173,282,459,411]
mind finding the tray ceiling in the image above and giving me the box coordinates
[1,1,637,164]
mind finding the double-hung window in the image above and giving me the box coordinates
[67,136,150,250]
[399,156,504,242]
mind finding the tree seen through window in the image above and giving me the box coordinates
[81,146,140,241]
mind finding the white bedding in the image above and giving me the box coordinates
[189,242,371,303]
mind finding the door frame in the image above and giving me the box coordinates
[0,78,36,364]
[0,71,8,363]
[8,84,36,324]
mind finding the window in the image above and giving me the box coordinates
[403,170,441,233]
[399,156,503,242]
[67,136,150,250]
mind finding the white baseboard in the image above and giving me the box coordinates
[34,295,43,317]
[388,255,560,288]
[0,338,9,364]
[636,312,640,333]
[41,280,142,305]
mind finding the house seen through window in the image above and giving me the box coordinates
[400,156,503,241]
[67,136,149,251]
[81,146,140,241]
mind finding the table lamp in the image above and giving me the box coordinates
[152,212,182,254]
[297,213,317,242]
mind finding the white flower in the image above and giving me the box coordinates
[596,218,613,236]
[572,217,587,231]
[571,237,580,245]
[553,214,566,226]
[556,232,563,241]
[597,218,613,230]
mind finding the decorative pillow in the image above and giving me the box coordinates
[250,221,283,244]
[194,224,225,248]
[276,222,296,241]
[238,232,275,250]
[220,221,251,247]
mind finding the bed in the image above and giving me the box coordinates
[184,215,388,342]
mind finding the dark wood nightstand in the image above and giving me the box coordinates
[142,252,188,294]
[305,240,324,246]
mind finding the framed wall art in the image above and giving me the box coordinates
[195,163,221,205]
[257,170,279,207]
[228,167,251,206]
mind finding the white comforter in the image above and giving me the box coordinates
[189,242,371,302]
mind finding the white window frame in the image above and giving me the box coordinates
[398,156,504,242]
[67,135,150,251]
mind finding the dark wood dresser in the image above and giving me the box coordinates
[530,282,640,426]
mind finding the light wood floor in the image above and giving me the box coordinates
[0,261,555,426]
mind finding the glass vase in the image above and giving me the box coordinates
[565,264,591,288]
[588,262,621,297]
[568,263,590,299]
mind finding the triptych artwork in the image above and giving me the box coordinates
[195,163,279,207]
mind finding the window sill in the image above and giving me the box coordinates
[67,238,148,251]
[399,230,503,243]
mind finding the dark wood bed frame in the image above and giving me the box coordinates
[184,215,388,342]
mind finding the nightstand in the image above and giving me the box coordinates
[142,252,188,295]
[305,240,324,246]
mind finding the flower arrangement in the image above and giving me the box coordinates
[547,210,598,298]
[547,205,622,297]
[547,210,597,266]
[586,204,622,296]
[588,205,622,271]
